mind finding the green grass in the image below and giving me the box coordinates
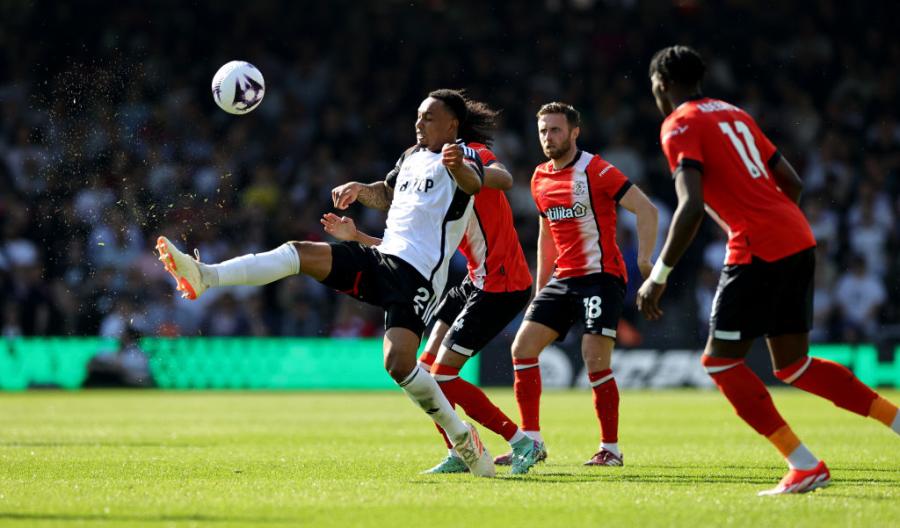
[0,389,898,528]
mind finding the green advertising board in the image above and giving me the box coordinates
[1,338,898,390]
[0,337,479,390]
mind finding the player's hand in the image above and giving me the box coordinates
[636,278,666,321]
[442,143,464,172]
[638,259,653,280]
[331,182,362,210]
[320,213,358,241]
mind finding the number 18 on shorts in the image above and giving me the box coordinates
[525,272,626,341]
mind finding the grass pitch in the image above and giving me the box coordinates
[1,389,898,527]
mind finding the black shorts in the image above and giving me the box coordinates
[434,278,532,356]
[320,242,437,337]
[525,272,625,341]
[710,247,815,341]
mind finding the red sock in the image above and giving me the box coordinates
[432,363,518,441]
[418,351,437,371]
[701,355,786,436]
[775,356,878,416]
[513,357,542,432]
[589,369,619,443]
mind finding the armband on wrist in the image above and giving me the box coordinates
[650,260,673,284]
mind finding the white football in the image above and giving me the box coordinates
[211,61,265,115]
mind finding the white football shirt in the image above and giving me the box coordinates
[377,143,483,321]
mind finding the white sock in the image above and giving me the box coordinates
[508,429,528,447]
[786,443,819,470]
[892,409,900,435]
[524,430,543,442]
[207,243,300,286]
[398,366,468,445]
[448,448,460,459]
[601,442,620,457]
[198,263,219,287]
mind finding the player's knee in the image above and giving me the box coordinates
[421,336,441,359]
[582,335,612,365]
[384,361,412,383]
[384,350,416,382]
[510,336,530,359]
[434,346,468,370]
[772,355,811,384]
[700,354,720,379]
[511,328,536,359]
[700,353,746,378]
[288,240,311,257]
[582,350,611,372]
[289,241,332,280]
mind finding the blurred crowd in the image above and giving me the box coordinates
[1,0,898,347]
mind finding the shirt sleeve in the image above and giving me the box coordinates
[460,143,485,182]
[531,171,545,217]
[385,149,410,189]
[589,158,632,203]
[661,116,704,175]
[476,146,498,167]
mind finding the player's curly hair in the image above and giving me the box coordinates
[428,88,499,147]
[649,45,706,88]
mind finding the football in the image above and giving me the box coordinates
[211,60,265,115]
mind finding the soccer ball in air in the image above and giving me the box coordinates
[211,61,265,115]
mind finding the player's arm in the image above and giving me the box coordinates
[536,215,557,291]
[636,167,704,320]
[321,213,381,246]
[658,168,704,267]
[332,181,393,211]
[483,162,514,191]
[618,185,659,279]
[442,143,482,195]
[770,155,803,204]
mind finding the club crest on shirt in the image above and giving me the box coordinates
[573,181,587,196]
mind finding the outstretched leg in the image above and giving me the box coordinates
[156,237,331,299]
[768,333,899,435]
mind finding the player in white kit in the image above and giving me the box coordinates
[155,89,495,477]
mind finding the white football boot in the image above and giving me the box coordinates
[156,236,207,300]
[452,422,495,478]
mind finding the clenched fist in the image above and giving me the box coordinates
[442,143,464,172]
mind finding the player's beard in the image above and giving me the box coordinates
[544,138,572,160]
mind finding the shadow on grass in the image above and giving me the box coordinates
[720,464,900,475]
[506,472,777,485]
[829,466,900,474]
[409,473,772,485]
[0,512,297,524]
[816,491,900,501]
[635,464,783,471]
[412,470,900,487]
